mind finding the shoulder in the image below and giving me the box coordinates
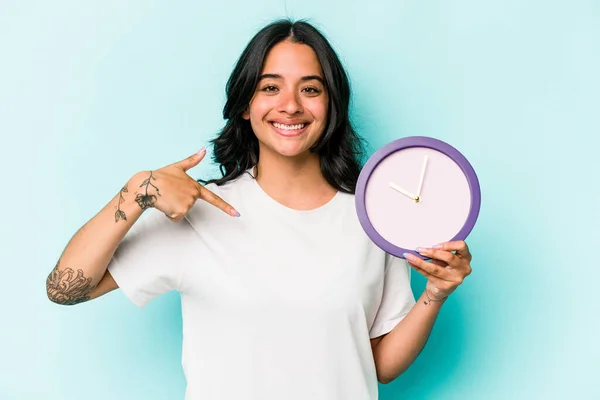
[331,191,387,252]
[331,190,359,215]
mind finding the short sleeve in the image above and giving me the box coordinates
[369,253,416,338]
[107,209,198,308]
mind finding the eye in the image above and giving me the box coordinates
[302,87,321,94]
[261,85,278,93]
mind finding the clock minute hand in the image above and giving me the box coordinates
[416,155,428,198]
[389,182,419,201]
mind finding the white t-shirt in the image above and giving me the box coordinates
[108,170,416,400]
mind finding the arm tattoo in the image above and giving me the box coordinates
[115,184,128,222]
[46,261,94,305]
[135,171,160,210]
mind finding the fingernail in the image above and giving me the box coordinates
[197,147,206,156]
[416,247,429,254]
[403,253,414,260]
[230,209,240,217]
[433,244,442,249]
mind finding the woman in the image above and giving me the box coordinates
[46,19,472,400]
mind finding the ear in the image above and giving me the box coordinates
[242,109,250,120]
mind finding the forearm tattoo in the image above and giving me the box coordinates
[115,184,128,222]
[135,171,160,210]
[114,171,161,223]
[46,261,94,305]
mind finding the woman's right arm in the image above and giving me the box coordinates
[46,171,149,305]
[46,148,239,306]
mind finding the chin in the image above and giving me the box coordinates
[276,147,310,158]
[265,142,313,159]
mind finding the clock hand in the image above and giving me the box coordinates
[389,182,419,201]
[416,155,428,198]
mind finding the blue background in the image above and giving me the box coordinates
[1,1,598,399]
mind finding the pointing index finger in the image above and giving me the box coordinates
[196,183,240,217]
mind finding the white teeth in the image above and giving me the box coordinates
[273,122,306,130]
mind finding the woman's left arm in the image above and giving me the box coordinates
[371,240,473,384]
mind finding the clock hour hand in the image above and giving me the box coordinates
[389,182,419,201]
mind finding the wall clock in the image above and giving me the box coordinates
[355,136,481,259]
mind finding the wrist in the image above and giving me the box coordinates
[128,170,159,211]
[126,171,154,209]
[424,287,448,305]
[130,170,150,187]
[110,175,146,224]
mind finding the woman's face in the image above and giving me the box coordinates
[243,40,329,159]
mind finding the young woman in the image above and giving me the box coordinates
[46,19,473,400]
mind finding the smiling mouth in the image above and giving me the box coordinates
[272,122,307,130]
[270,122,309,136]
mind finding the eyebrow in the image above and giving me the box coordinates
[258,73,324,85]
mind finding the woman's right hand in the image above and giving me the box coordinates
[130,148,240,221]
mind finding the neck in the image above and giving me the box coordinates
[254,150,337,210]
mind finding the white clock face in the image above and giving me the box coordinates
[364,146,471,251]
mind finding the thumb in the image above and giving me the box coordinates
[177,147,207,172]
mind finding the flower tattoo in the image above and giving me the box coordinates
[46,262,94,305]
[135,171,160,210]
[115,184,128,222]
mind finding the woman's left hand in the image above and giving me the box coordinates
[404,241,473,302]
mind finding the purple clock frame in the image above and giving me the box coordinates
[355,136,481,260]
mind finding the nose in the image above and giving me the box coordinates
[277,89,303,115]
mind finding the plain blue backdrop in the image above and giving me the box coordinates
[0,0,598,399]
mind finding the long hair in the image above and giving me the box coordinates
[202,19,365,193]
